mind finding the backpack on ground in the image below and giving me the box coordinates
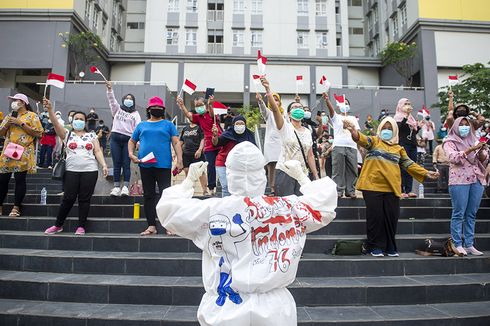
[330,240,366,255]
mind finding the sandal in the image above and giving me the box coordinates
[140,228,157,236]
[408,192,417,198]
[9,207,20,217]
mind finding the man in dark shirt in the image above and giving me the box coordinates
[86,108,99,131]
[179,122,208,195]
[221,109,234,130]
[95,120,110,154]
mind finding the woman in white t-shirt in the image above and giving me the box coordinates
[260,78,319,196]
[42,98,108,236]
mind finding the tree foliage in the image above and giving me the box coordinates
[380,42,417,87]
[59,31,102,79]
[238,106,263,131]
[433,62,490,119]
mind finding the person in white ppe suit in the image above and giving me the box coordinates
[157,141,337,326]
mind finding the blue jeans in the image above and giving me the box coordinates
[110,132,131,184]
[39,144,54,167]
[204,150,219,190]
[216,166,229,197]
[449,181,484,247]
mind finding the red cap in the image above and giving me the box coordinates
[147,96,165,109]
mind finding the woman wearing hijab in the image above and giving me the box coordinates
[211,115,256,197]
[394,98,421,198]
[105,81,141,197]
[257,92,284,195]
[443,117,488,256]
[344,117,439,257]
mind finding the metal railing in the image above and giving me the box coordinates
[207,43,224,54]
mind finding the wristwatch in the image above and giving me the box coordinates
[21,122,26,128]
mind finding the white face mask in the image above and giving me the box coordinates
[68,116,73,123]
[234,125,246,134]
[11,101,20,111]
[303,111,312,120]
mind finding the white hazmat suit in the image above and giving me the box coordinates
[157,141,337,326]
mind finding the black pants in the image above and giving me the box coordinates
[324,155,333,178]
[140,167,171,227]
[39,144,54,167]
[401,144,417,193]
[55,171,98,228]
[436,164,449,192]
[0,171,27,207]
[362,190,400,253]
[204,150,218,190]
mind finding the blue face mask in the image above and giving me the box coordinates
[380,129,393,141]
[459,125,470,137]
[340,105,350,114]
[124,99,134,107]
[72,119,85,131]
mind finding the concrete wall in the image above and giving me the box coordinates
[434,31,490,67]
[111,63,146,81]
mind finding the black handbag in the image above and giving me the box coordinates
[52,130,71,180]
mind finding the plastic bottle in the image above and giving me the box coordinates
[418,183,424,199]
[40,187,47,205]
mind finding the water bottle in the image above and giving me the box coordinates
[40,187,47,205]
[418,183,424,199]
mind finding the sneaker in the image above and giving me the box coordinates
[75,227,86,235]
[455,246,468,256]
[120,186,129,197]
[110,187,121,197]
[387,251,399,257]
[464,246,483,256]
[45,226,63,234]
[370,249,384,257]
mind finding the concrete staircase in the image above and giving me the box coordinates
[0,168,489,325]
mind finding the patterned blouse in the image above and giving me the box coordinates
[443,141,489,186]
[0,111,43,174]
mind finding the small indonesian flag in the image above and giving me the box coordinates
[46,73,65,89]
[333,93,346,107]
[252,74,262,89]
[296,75,303,86]
[140,152,157,164]
[448,75,459,87]
[90,65,107,81]
[320,75,331,92]
[213,101,228,115]
[257,50,267,76]
[480,134,490,144]
[417,105,430,118]
[182,79,197,95]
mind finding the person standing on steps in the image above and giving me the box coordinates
[43,98,108,236]
[432,139,449,193]
[444,117,488,256]
[343,116,439,257]
[128,96,183,236]
[0,93,43,217]
[86,108,99,132]
[105,81,141,197]
[394,98,421,198]
[95,120,110,155]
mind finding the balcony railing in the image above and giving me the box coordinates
[207,43,224,54]
[207,10,224,21]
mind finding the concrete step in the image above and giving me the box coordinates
[1,216,490,236]
[1,299,489,325]
[1,270,489,306]
[8,183,62,193]
[2,230,490,253]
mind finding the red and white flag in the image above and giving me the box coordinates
[252,74,262,90]
[296,75,303,86]
[319,75,331,92]
[333,93,346,107]
[140,152,157,164]
[46,73,65,89]
[257,50,267,76]
[417,105,430,118]
[448,75,459,87]
[90,65,107,81]
[181,79,197,95]
[213,101,228,115]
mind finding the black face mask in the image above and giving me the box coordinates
[150,108,165,118]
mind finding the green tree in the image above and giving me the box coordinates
[434,62,490,118]
[238,106,263,131]
[59,31,103,79]
[380,42,417,87]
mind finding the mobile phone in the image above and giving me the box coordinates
[172,167,181,176]
[205,88,215,100]
[11,111,18,118]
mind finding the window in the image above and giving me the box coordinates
[315,0,327,16]
[374,37,380,55]
[297,31,309,48]
[127,22,145,29]
[392,14,398,37]
[298,0,308,15]
[316,32,327,48]
[187,0,197,12]
[232,30,244,46]
[168,0,179,12]
[110,33,116,51]
[85,0,91,20]
[92,9,99,30]
[251,0,262,14]
[400,4,407,25]
[348,0,362,6]
[186,28,197,46]
[166,28,179,45]
[251,30,262,47]
[373,5,378,23]
[233,0,244,13]
[349,27,363,34]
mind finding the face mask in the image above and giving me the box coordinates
[381,111,386,115]
[328,139,333,144]
[321,116,328,124]
[68,116,73,123]
[56,114,61,119]
[380,129,393,141]
[234,125,246,134]
[459,125,470,137]
[482,132,487,137]
[303,111,312,120]
[11,101,20,111]
[485,123,490,128]
[195,106,206,115]
[340,105,350,114]
[150,108,165,118]
[425,116,430,121]
[124,99,134,107]
[290,108,305,121]
[72,119,85,130]
[441,128,447,131]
